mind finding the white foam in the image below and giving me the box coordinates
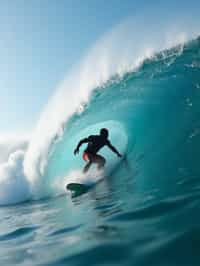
[0,134,28,164]
[0,150,30,205]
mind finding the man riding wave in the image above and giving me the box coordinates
[74,128,122,173]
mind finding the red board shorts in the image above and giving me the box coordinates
[83,152,90,162]
[82,152,99,162]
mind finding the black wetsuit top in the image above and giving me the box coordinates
[84,135,110,155]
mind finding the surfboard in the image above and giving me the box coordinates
[66,155,129,198]
[66,182,92,197]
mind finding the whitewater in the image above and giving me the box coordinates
[0,5,200,266]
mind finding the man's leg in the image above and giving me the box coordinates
[83,154,106,173]
[83,161,92,173]
[93,154,106,170]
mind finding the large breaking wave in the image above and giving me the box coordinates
[0,5,200,205]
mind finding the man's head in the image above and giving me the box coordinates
[100,128,109,139]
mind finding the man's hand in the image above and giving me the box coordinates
[117,152,122,158]
[74,148,79,155]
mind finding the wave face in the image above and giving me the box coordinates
[35,36,200,199]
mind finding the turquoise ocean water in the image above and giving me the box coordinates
[0,37,200,265]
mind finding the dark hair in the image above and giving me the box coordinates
[100,128,109,138]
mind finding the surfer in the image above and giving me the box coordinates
[74,128,122,173]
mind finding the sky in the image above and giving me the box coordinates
[0,0,199,135]
[0,0,146,134]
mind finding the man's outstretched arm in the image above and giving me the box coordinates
[107,141,122,157]
[74,138,88,155]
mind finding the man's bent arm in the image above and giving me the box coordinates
[76,138,88,150]
[107,142,122,157]
[74,138,88,154]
